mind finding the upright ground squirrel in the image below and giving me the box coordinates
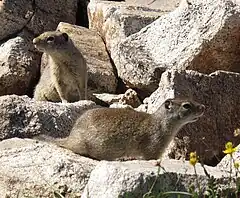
[33,31,88,103]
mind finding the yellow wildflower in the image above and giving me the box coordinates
[223,142,237,155]
[189,151,198,166]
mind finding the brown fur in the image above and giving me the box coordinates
[52,98,205,160]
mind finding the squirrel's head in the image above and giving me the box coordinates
[33,31,70,53]
[158,98,205,125]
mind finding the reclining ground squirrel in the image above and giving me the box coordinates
[39,98,205,160]
[33,31,88,103]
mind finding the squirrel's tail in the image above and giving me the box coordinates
[33,134,67,148]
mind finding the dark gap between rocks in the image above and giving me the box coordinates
[76,0,89,28]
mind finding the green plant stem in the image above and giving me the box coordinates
[229,154,233,182]
[162,191,193,196]
[230,155,240,198]
[143,166,161,198]
[193,165,201,196]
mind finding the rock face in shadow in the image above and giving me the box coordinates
[143,69,240,165]
[0,0,78,40]
[26,0,78,36]
[0,0,33,40]
[113,0,240,94]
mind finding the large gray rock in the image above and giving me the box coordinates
[124,0,180,10]
[40,22,117,95]
[82,159,230,198]
[114,0,240,94]
[26,0,78,35]
[0,95,96,140]
[0,0,33,40]
[0,138,232,198]
[0,138,97,197]
[88,0,165,61]
[0,35,39,96]
[142,69,240,165]
[0,0,77,41]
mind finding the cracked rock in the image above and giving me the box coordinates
[143,69,240,165]
[114,0,240,94]
[88,0,165,62]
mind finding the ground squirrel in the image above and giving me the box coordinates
[40,98,204,160]
[33,31,88,103]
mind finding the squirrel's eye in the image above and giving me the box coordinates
[182,103,191,109]
[46,36,54,42]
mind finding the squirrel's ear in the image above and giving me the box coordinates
[62,33,69,41]
[164,99,172,110]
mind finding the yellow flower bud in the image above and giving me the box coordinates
[189,151,198,166]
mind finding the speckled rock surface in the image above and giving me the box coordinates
[0,95,97,140]
[124,0,180,10]
[0,0,77,40]
[88,0,165,62]
[0,138,97,198]
[114,0,240,94]
[0,34,39,96]
[0,0,33,40]
[82,159,229,198]
[0,138,231,198]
